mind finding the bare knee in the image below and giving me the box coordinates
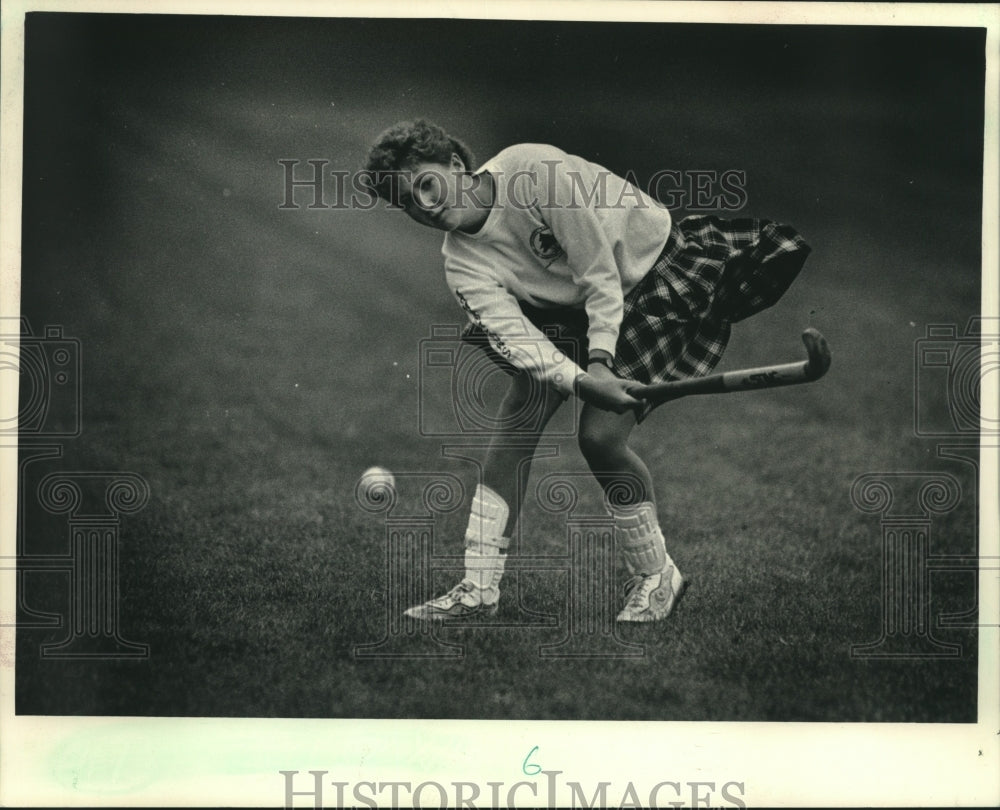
[503,372,537,411]
[500,373,563,431]
[578,415,629,465]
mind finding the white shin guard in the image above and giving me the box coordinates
[609,501,670,576]
[464,484,511,592]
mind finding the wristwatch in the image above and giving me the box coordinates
[588,355,615,372]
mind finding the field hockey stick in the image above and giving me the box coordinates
[630,328,831,406]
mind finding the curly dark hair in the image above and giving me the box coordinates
[362,119,476,204]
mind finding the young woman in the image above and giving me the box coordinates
[363,119,810,622]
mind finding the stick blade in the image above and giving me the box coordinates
[801,328,832,380]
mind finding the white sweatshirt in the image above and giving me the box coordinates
[442,143,672,395]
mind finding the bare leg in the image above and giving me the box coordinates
[577,405,653,507]
[577,404,687,621]
[481,371,566,534]
[403,372,564,620]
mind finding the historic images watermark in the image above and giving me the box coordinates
[849,318,999,659]
[353,312,654,659]
[417,323,580,439]
[2,317,150,661]
[280,767,748,809]
[353,469,644,660]
[1,318,81,439]
[277,161,749,213]
[312,156,744,649]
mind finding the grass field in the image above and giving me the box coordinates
[14,16,985,722]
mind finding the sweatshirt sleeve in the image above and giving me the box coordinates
[447,262,584,396]
[536,152,625,357]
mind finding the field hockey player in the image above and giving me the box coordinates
[362,119,811,623]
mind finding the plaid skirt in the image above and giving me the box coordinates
[462,214,811,418]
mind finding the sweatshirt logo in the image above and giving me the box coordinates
[529,226,564,263]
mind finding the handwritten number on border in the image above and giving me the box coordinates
[522,745,541,776]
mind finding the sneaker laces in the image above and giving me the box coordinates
[444,579,477,602]
[622,574,659,608]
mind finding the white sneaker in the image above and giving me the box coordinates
[404,579,499,621]
[617,563,687,622]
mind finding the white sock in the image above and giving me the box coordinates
[608,501,674,576]
[463,484,511,593]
